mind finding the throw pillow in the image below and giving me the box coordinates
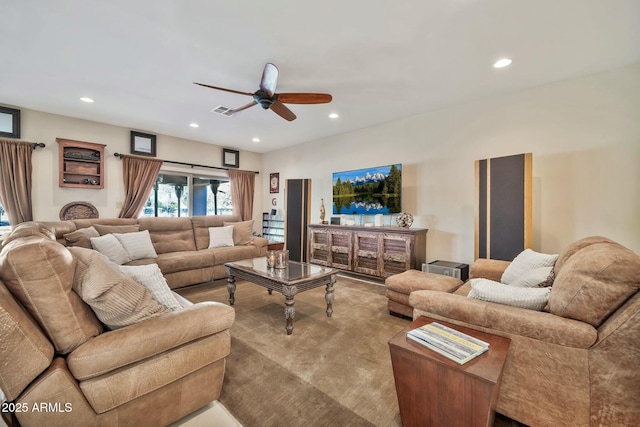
[501,249,558,285]
[208,226,235,249]
[64,226,99,249]
[468,278,551,311]
[69,247,168,330]
[114,230,158,260]
[93,224,140,236]
[223,220,254,246]
[509,266,553,288]
[90,234,133,265]
[120,264,182,311]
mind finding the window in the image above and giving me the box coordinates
[139,172,232,218]
[0,203,10,234]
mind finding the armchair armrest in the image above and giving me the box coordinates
[469,258,511,282]
[68,301,234,380]
[253,236,269,249]
[409,290,597,348]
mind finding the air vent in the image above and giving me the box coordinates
[211,105,234,116]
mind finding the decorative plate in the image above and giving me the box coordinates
[59,201,99,220]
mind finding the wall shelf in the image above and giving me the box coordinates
[57,138,106,189]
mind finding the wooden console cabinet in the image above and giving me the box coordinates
[308,224,427,278]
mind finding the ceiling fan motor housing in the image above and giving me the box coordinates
[253,90,276,109]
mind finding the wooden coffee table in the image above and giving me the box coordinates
[389,316,511,427]
[225,258,337,335]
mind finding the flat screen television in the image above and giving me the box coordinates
[332,164,402,214]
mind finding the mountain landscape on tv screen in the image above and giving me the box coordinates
[332,164,402,215]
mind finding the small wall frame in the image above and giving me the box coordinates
[0,106,21,139]
[130,131,157,157]
[223,148,240,168]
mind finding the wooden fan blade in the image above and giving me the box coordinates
[270,101,297,121]
[231,101,258,114]
[277,93,332,104]
[193,82,253,97]
[260,63,279,97]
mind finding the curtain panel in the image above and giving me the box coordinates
[0,139,34,224]
[228,169,256,221]
[118,155,163,218]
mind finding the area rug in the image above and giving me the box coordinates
[177,276,525,427]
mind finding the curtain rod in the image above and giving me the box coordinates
[113,152,259,174]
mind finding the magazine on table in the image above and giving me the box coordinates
[406,322,490,365]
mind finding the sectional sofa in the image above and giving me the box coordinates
[20,214,269,289]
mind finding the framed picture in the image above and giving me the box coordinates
[130,131,157,156]
[0,106,21,139]
[270,173,280,193]
[223,148,240,168]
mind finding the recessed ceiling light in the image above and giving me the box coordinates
[189,123,199,128]
[252,137,260,143]
[329,113,339,119]
[493,58,512,68]
[80,97,94,103]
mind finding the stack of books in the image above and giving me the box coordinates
[406,322,490,365]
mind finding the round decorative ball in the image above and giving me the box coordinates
[396,212,414,228]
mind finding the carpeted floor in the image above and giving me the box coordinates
[177,275,525,427]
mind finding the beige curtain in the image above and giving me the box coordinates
[0,139,33,224]
[118,155,163,218]
[229,169,256,221]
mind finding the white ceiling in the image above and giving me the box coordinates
[2,0,639,153]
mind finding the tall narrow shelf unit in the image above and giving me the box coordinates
[309,224,427,278]
[58,138,106,189]
[262,212,285,243]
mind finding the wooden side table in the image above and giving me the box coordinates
[389,316,511,427]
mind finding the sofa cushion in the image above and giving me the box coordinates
[191,214,243,250]
[93,223,140,236]
[156,250,216,275]
[206,245,262,265]
[224,220,254,245]
[0,236,103,353]
[120,264,181,311]
[468,278,551,311]
[114,230,158,260]
[70,248,168,330]
[501,249,558,285]
[138,217,196,254]
[549,240,640,327]
[63,226,99,249]
[90,234,132,265]
[553,236,617,274]
[208,225,235,248]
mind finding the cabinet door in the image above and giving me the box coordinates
[329,230,352,270]
[353,232,382,276]
[309,228,330,266]
[381,233,413,277]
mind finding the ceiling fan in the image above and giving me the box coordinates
[194,63,332,121]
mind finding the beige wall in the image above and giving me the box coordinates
[17,110,263,223]
[262,64,640,264]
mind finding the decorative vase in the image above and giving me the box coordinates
[396,212,414,228]
[320,198,326,222]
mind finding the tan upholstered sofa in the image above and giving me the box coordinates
[408,236,640,427]
[18,214,269,289]
[0,221,238,426]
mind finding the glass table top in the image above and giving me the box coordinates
[226,257,334,283]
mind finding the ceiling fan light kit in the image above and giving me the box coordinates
[195,63,332,122]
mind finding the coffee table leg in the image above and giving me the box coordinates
[325,275,335,317]
[227,275,236,305]
[283,285,298,335]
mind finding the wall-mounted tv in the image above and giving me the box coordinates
[332,164,402,214]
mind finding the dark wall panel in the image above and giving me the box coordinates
[285,179,311,262]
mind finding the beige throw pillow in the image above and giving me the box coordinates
[208,226,235,249]
[120,264,182,311]
[223,220,255,245]
[468,278,551,311]
[90,234,132,265]
[69,247,168,330]
[509,266,553,288]
[501,249,558,285]
[64,226,99,248]
[114,230,158,260]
